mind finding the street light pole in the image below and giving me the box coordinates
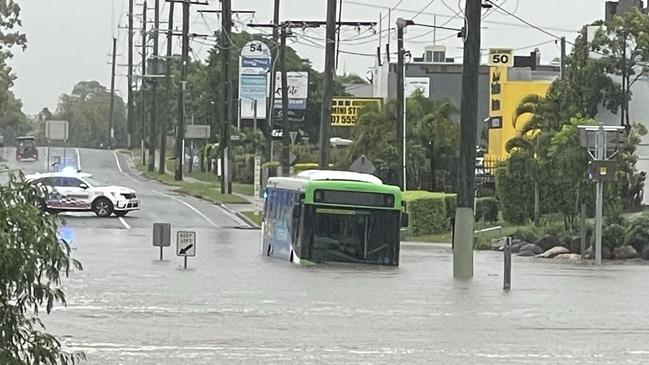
[396,19,406,191]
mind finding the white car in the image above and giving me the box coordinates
[26,171,140,217]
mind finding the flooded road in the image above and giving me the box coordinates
[4,148,649,363]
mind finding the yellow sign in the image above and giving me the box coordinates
[331,97,382,127]
[488,48,513,67]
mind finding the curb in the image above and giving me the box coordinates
[122,152,260,230]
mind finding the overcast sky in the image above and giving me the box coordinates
[10,0,605,115]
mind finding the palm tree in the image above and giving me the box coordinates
[507,94,547,227]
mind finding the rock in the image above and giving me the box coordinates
[520,243,543,255]
[491,238,506,250]
[555,253,581,261]
[641,247,649,260]
[565,236,583,254]
[613,245,639,260]
[535,235,560,251]
[511,244,522,254]
[536,246,570,259]
[518,250,536,257]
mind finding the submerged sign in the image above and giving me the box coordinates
[330,97,382,127]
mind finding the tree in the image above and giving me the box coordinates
[0,172,84,364]
[53,81,127,148]
[591,8,649,127]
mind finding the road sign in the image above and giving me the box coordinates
[176,231,196,257]
[405,77,430,98]
[289,131,298,145]
[46,120,69,141]
[330,97,382,127]
[240,41,271,120]
[185,125,211,139]
[488,48,513,67]
[153,223,171,247]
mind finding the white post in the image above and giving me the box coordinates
[594,122,604,265]
[403,64,407,191]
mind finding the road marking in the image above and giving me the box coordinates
[113,151,123,172]
[117,151,220,228]
[119,217,131,230]
[75,148,81,170]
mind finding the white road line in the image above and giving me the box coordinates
[117,151,219,228]
[75,148,81,170]
[113,151,123,172]
[119,217,131,230]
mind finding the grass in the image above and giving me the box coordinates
[241,211,263,226]
[137,165,249,205]
[406,221,529,244]
[163,156,254,196]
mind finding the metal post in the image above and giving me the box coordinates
[560,36,566,80]
[141,0,148,166]
[504,236,512,290]
[160,246,163,261]
[184,256,188,269]
[237,99,241,131]
[253,99,258,130]
[595,122,604,265]
[109,37,117,149]
[148,0,160,172]
[396,20,405,190]
[160,0,174,175]
[580,203,587,258]
[454,0,481,280]
[220,0,232,193]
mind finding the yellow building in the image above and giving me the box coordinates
[485,65,554,161]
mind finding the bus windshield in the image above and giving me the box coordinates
[306,207,400,265]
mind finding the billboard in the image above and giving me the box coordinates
[330,97,382,127]
[239,41,271,120]
[274,71,309,110]
[405,77,430,98]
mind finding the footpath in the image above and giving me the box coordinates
[123,150,261,229]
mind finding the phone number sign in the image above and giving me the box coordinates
[330,97,383,127]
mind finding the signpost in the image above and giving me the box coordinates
[176,231,196,269]
[405,77,430,98]
[253,156,262,215]
[45,120,70,172]
[152,223,171,261]
[578,123,626,265]
[239,41,271,121]
[273,71,309,123]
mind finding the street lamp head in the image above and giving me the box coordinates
[396,18,414,28]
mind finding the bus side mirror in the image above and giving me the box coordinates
[293,204,301,219]
[401,213,409,228]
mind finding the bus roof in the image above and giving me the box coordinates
[267,170,384,192]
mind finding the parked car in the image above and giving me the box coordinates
[26,171,140,217]
[16,136,38,161]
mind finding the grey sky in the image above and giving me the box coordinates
[11,0,605,115]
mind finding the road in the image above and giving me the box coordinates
[3,148,649,364]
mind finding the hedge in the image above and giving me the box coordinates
[476,197,499,223]
[403,191,455,236]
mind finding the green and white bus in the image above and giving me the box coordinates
[261,170,406,266]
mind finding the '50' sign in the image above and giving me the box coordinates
[488,49,513,67]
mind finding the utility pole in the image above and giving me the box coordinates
[109,37,117,149]
[141,0,148,166]
[265,0,280,163]
[220,0,233,193]
[318,0,337,169]
[454,0,482,280]
[280,26,290,176]
[396,19,406,190]
[160,0,174,175]
[148,0,160,172]
[175,0,190,181]
[560,36,566,80]
[127,0,134,148]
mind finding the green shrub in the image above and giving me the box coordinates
[445,194,457,221]
[473,235,491,250]
[495,153,533,224]
[602,224,625,250]
[624,217,649,254]
[403,191,452,236]
[476,197,499,223]
[510,227,539,243]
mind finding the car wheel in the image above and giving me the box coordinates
[114,211,128,217]
[92,198,114,218]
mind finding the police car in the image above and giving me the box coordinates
[26,170,139,217]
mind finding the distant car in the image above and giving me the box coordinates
[26,171,140,217]
[16,136,38,161]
